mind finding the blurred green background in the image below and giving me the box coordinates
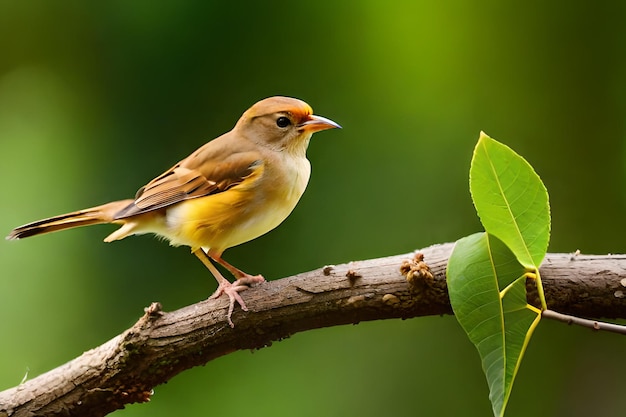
[1,1,625,416]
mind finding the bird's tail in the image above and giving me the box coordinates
[6,200,134,240]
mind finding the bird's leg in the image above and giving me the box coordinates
[193,249,259,327]
[208,249,266,284]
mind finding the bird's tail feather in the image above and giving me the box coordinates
[6,199,134,240]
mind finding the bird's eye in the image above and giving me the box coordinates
[276,116,291,128]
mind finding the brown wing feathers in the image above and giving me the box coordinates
[114,152,262,219]
[113,168,219,219]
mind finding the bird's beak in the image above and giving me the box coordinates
[299,115,342,133]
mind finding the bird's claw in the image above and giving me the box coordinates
[210,275,265,327]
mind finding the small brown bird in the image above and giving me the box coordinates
[6,96,340,326]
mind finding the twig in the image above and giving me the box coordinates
[542,309,626,335]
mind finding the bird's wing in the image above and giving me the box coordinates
[114,146,263,219]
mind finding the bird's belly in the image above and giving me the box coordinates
[164,183,304,251]
[217,199,296,248]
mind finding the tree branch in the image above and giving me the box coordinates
[2,243,626,417]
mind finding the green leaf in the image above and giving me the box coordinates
[448,133,551,416]
[447,232,541,417]
[470,132,550,268]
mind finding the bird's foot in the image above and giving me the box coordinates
[209,274,265,327]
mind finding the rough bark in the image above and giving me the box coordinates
[1,243,625,417]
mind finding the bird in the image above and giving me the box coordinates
[6,96,341,327]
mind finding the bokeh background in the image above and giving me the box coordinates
[1,2,625,416]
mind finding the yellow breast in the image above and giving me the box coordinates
[164,154,311,252]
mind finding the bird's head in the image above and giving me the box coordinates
[236,96,341,155]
